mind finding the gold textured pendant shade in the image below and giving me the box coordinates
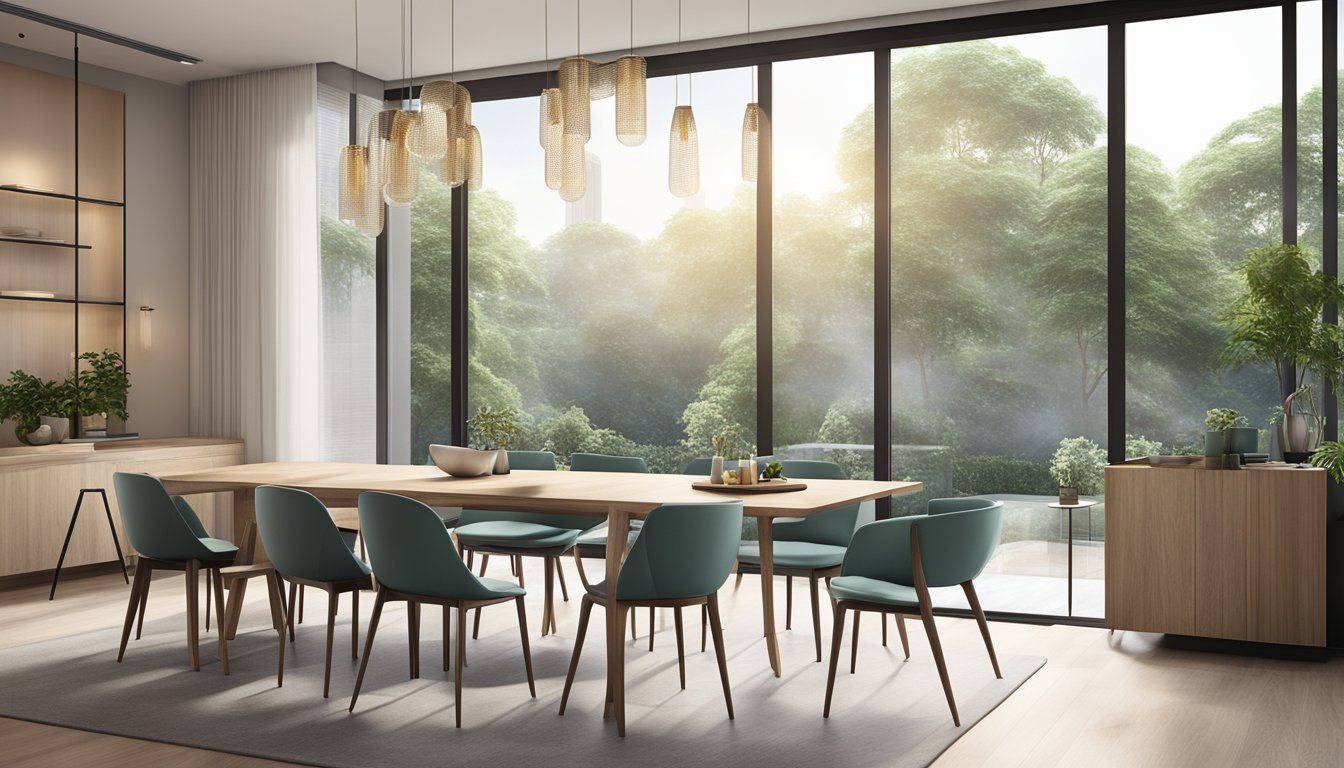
[338,144,368,221]
[354,111,390,237]
[539,88,564,190]
[740,103,761,183]
[589,60,615,100]
[559,56,591,141]
[384,109,420,205]
[559,133,587,202]
[466,125,483,191]
[614,55,646,146]
[668,105,699,198]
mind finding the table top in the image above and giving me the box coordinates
[1047,500,1099,510]
[157,461,922,519]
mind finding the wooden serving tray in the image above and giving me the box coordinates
[691,478,808,493]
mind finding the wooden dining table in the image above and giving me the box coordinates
[157,462,921,731]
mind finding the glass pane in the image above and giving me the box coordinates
[887,29,1109,618]
[317,84,379,462]
[773,52,875,480]
[409,153,454,466]
[464,69,757,472]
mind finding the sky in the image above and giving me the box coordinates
[465,3,1331,248]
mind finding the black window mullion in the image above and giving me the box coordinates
[1107,21,1127,465]
[874,50,893,518]
[451,186,468,447]
[756,63,774,457]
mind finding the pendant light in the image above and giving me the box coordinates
[614,0,646,146]
[740,0,761,182]
[338,0,368,222]
[538,1,563,190]
[557,0,590,199]
[668,1,699,197]
[416,1,478,189]
[355,109,392,236]
[383,0,418,206]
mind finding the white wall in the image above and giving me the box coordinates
[0,42,190,439]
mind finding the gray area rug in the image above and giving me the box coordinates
[0,591,1044,768]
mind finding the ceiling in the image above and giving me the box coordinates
[0,0,1087,87]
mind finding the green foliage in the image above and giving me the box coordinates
[1048,437,1106,494]
[1124,433,1165,459]
[537,406,636,468]
[1308,440,1344,484]
[76,350,129,422]
[953,454,1055,496]
[467,405,525,451]
[1203,408,1247,434]
[762,462,784,480]
[0,370,74,434]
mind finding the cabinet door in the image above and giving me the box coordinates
[1247,470,1325,646]
[1195,471,1248,640]
[1105,467,1196,634]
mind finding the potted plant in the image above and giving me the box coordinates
[74,349,130,436]
[1308,440,1344,478]
[467,405,525,474]
[1049,436,1106,504]
[0,369,76,445]
[1204,408,1251,468]
[1220,244,1344,461]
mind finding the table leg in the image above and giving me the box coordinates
[758,517,782,678]
[604,508,630,736]
[1067,508,1074,617]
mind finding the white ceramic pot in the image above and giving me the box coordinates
[493,450,511,474]
[428,445,499,477]
[40,416,69,444]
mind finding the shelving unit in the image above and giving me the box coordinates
[0,54,126,446]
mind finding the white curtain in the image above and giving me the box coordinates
[188,65,320,462]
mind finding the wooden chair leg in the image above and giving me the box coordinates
[706,594,734,720]
[472,606,483,640]
[443,605,451,672]
[674,606,686,690]
[823,602,846,717]
[185,559,201,671]
[572,548,591,589]
[205,574,212,632]
[134,565,150,640]
[265,571,286,687]
[734,572,743,590]
[896,612,910,659]
[962,580,1001,678]
[883,613,888,647]
[466,549,474,570]
[352,586,360,660]
[118,561,150,662]
[286,580,298,643]
[211,567,229,675]
[701,603,708,653]
[850,610,861,674]
[515,555,525,588]
[557,557,570,601]
[559,595,594,715]
[543,556,555,637]
[920,598,959,726]
[454,602,467,728]
[349,588,387,712]
[298,584,305,625]
[785,574,792,630]
[408,602,421,680]
[615,604,628,737]
[323,589,338,698]
[515,596,536,698]
[809,574,822,663]
[648,607,654,652]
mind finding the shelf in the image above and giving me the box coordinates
[0,295,124,306]
[0,236,92,249]
[0,185,123,207]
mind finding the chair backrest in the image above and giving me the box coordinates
[570,452,648,473]
[456,450,594,531]
[357,491,504,600]
[255,486,369,583]
[683,457,713,476]
[772,460,867,547]
[112,472,221,561]
[615,502,744,601]
[841,498,1003,588]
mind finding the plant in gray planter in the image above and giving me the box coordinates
[0,370,76,444]
[467,405,526,473]
[1049,436,1106,504]
[1204,408,1250,468]
[74,349,130,436]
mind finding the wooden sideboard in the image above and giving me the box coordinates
[1105,464,1326,647]
[0,437,243,578]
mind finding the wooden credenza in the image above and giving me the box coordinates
[1105,464,1326,647]
[0,437,243,579]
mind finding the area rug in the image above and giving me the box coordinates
[0,593,1044,768]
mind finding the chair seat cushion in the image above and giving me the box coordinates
[200,537,240,561]
[827,575,919,607]
[737,541,846,570]
[478,576,527,598]
[455,521,581,550]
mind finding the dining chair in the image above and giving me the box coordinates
[292,508,364,627]
[351,491,536,728]
[453,450,594,638]
[823,497,1004,726]
[559,500,743,737]
[113,472,237,673]
[255,485,374,697]
[733,459,874,662]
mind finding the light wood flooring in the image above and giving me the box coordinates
[2,563,1342,767]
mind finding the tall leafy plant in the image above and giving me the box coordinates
[75,349,130,421]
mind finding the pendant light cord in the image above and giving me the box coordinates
[351,0,359,93]
[629,0,633,56]
[399,0,407,102]
[576,0,581,58]
[748,0,755,100]
[543,0,549,88]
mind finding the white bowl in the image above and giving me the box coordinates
[428,445,499,477]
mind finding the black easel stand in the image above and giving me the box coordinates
[49,488,128,600]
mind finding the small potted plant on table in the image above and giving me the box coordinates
[1049,437,1106,505]
[75,349,130,437]
[468,405,526,474]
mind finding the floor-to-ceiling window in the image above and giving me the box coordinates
[316,83,379,462]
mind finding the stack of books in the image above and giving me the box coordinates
[1241,452,1270,465]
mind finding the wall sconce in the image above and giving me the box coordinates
[139,305,154,350]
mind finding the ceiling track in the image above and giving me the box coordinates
[0,0,201,64]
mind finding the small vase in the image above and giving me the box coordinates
[1058,485,1079,505]
[493,450,510,474]
[709,456,724,483]
[40,416,69,444]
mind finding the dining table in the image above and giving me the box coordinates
[157,461,922,733]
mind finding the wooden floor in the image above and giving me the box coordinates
[2,565,1342,768]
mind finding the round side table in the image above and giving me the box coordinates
[1046,500,1098,617]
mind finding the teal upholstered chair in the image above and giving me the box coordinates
[559,501,743,737]
[351,491,535,728]
[256,485,373,697]
[113,472,238,672]
[454,450,593,637]
[823,497,1004,726]
[734,459,874,662]
[568,452,655,642]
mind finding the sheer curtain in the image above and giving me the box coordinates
[188,65,320,462]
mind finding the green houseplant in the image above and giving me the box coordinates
[0,370,75,444]
[1203,408,1253,466]
[75,349,130,435]
[467,405,525,473]
[1049,436,1106,504]
[1220,244,1344,459]
[1308,440,1344,479]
